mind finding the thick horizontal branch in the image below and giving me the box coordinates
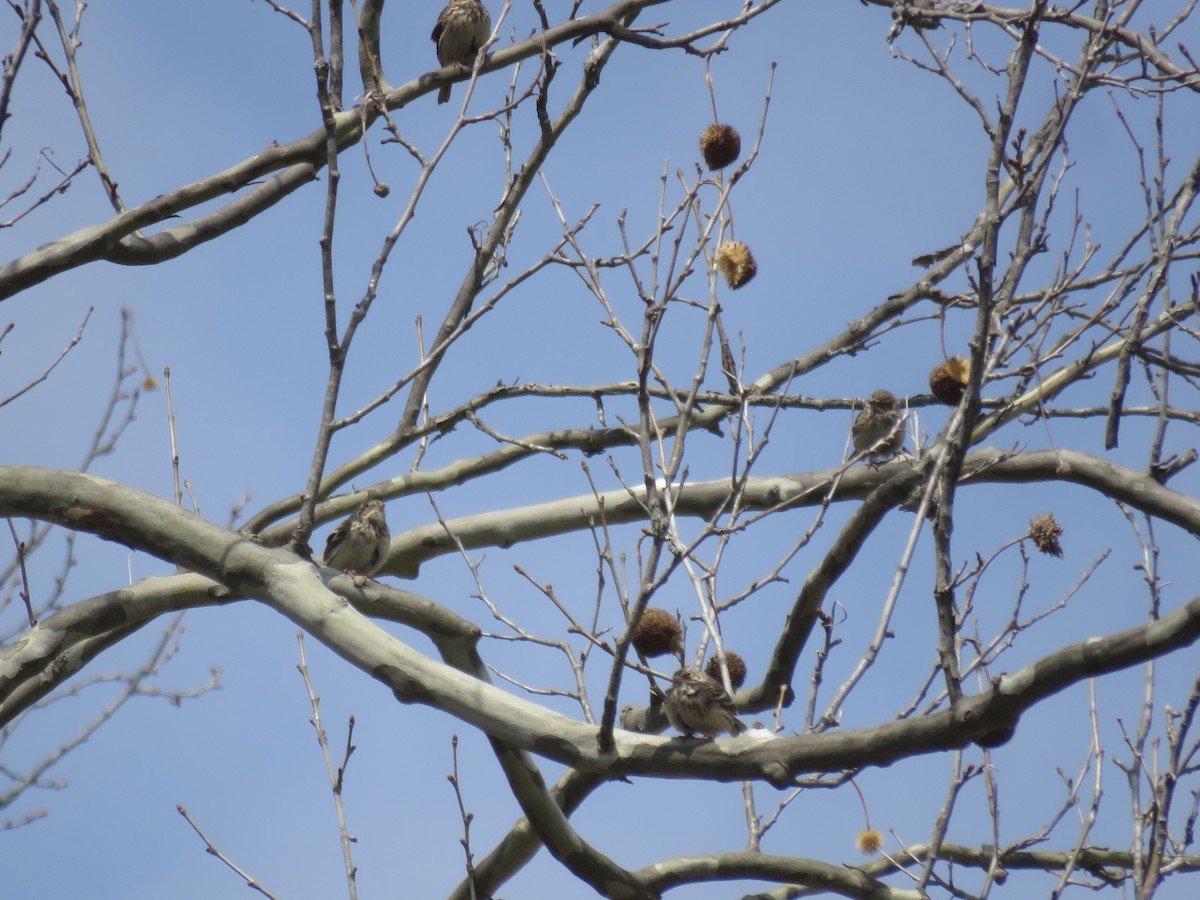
[0,0,673,302]
[606,592,1200,786]
[929,841,1200,881]
[0,573,482,727]
[384,446,1200,577]
[0,574,231,715]
[2,463,1198,788]
[634,851,923,899]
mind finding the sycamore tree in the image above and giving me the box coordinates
[4,1,1200,897]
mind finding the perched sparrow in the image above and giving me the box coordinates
[431,0,491,105]
[851,389,906,464]
[620,704,647,733]
[323,499,390,577]
[894,0,941,32]
[664,668,747,738]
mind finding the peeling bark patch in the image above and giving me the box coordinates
[534,733,583,765]
[762,760,792,788]
[975,723,1016,747]
[45,592,130,633]
[53,506,126,544]
[46,653,70,679]
[375,664,434,704]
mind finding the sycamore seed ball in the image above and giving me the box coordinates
[856,829,884,855]
[715,241,757,289]
[705,651,747,689]
[700,123,741,170]
[929,355,970,405]
[1029,513,1064,558]
[632,608,683,658]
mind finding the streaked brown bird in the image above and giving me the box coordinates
[664,667,747,738]
[852,389,906,464]
[323,499,390,577]
[431,0,491,105]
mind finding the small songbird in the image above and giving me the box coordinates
[895,0,941,31]
[851,389,906,464]
[664,668,747,738]
[323,499,390,577]
[620,704,647,733]
[431,0,491,105]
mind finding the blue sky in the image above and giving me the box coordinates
[4,1,1200,897]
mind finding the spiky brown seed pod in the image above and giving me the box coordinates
[632,608,682,658]
[929,355,970,405]
[1029,513,1064,558]
[856,829,884,855]
[715,241,757,289]
[699,123,741,170]
[705,651,747,690]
